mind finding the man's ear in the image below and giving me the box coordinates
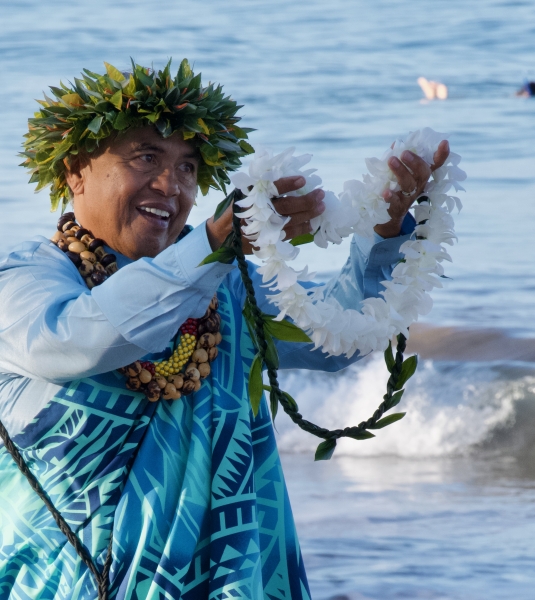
[64,156,84,196]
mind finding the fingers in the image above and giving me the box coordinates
[431,139,450,171]
[273,188,324,216]
[254,139,450,245]
[383,188,412,214]
[274,175,306,196]
[388,150,433,196]
[281,221,315,241]
[206,206,233,251]
[401,151,431,183]
[232,182,325,248]
[387,139,450,195]
[271,187,326,241]
[388,156,418,195]
[274,188,325,234]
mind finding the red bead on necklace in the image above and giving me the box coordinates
[51,213,222,403]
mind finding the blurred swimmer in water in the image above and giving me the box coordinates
[417,77,448,100]
[516,81,535,97]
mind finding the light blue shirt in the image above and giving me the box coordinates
[0,217,414,438]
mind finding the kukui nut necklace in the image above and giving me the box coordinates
[1,55,466,599]
[0,207,412,600]
[2,56,250,600]
[0,213,223,600]
[52,211,222,403]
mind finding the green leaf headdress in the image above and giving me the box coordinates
[20,59,255,212]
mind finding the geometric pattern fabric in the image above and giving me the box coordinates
[0,284,311,599]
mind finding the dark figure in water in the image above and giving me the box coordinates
[516,81,535,97]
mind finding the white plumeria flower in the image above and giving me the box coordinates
[227,131,464,357]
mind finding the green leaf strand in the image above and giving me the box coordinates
[314,439,337,461]
[263,316,312,343]
[248,353,264,417]
[368,412,406,429]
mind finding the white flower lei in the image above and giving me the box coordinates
[231,128,466,359]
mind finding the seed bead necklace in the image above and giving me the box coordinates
[51,211,222,403]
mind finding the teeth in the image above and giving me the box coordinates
[140,206,170,218]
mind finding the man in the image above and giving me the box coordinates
[0,60,448,599]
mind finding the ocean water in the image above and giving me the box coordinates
[1,0,535,598]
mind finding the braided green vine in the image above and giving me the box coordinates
[0,419,113,598]
[0,189,419,600]
[203,192,418,461]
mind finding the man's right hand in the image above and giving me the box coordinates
[206,176,325,254]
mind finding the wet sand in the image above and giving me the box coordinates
[407,324,535,362]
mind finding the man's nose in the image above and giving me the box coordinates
[151,168,179,196]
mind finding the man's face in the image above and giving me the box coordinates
[68,127,199,260]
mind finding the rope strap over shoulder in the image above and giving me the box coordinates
[0,419,113,599]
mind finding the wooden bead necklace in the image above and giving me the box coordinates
[51,212,222,403]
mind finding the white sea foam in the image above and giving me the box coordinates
[275,355,534,458]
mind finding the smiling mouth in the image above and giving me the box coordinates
[137,206,171,223]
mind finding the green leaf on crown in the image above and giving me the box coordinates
[109,89,123,111]
[216,139,243,153]
[135,69,155,88]
[248,353,264,416]
[231,126,249,139]
[87,115,103,134]
[239,140,254,154]
[314,438,337,461]
[123,75,136,96]
[60,93,84,108]
[21,58,253,212]
[178,58,193,80]
[201,144,222,167]
[104,62,125,83]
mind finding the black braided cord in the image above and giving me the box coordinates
[231,207,407,443]
[0,202,408,598]
[0,224,202,597]
[0,418,113,598]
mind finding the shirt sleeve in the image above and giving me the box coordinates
[227,213,416,372]
[0,224,235,383]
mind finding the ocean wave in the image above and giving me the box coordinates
[275,353,535,459]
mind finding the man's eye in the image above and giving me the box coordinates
[140,154,155,163]
[180,162,195,173]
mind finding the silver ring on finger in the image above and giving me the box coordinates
[401,186,418,197]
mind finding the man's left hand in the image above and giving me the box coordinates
[374,139,450,238]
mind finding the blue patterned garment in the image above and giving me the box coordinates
[0,218,414,598]
[0,285,310,599]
